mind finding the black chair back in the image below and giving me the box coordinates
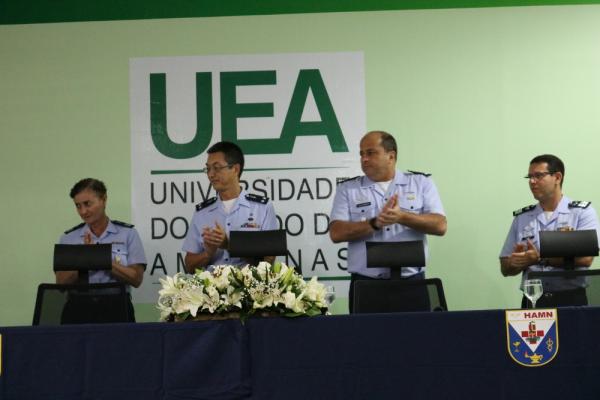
[32,282,130,325]
[353,277,447,314]
[366,240,425,279]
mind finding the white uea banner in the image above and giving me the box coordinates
[130,52,366,303]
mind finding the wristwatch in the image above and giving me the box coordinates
[369,217,380,231]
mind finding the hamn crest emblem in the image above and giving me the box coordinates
[506,309,559,367]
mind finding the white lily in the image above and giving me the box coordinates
[282,291,297,309]
[256,262,268,280]
[304,276,326,304]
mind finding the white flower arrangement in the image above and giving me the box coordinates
[157,262,328,321]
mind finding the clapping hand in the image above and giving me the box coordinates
[202,222,229,254]
[376,194,404,227]
[509,239,539,270]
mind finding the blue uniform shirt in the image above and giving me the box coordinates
[500,195,600,291]
[59,220,147,286]
[182,189,278,269]
[330,170,445,278]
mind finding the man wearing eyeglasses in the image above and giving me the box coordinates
[499,154,600,307]
[182,141,278,272]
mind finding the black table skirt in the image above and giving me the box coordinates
[2,308,600,399]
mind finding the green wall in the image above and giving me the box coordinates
[2,4,600,325]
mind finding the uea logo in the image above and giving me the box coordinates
[150,70,349,159]
[505,309,559,367]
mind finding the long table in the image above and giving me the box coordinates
[2,308,600,399]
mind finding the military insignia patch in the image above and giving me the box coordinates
[336,176,359,185]
[196,197,217,211]
[506,309,558,367]
[569,200,591,209]
[245,193,268,204]
[112,220,134,228]
[64,222,85,234]
[513,204,536,217]
[407,170,432,177]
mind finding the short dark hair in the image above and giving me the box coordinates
[70,178,107,199]
[530,154,565,187]
[207,141,245,178]
[367,130,397,159]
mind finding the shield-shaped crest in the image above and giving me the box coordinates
[506,308,559,367]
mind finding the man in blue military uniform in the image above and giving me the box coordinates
[182,141,278,272]
[329,131,447,312]
[500,154,600,307]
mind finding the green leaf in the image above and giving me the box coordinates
[305,308,322,317]
[176,311,191,321]
[282,312,305,318]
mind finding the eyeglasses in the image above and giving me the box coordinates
[524,171,554,181]
[204,164,234,174]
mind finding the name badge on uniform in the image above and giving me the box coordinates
[405,192,416,201]
[506,309,559,367]
[356,202,371,208]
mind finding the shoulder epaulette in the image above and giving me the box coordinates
[64,222,85,234]
[569,200,592,209]
[336,176,360,185]
[513,204,536,217]
[196,197,217,211]
[245,193,269,204]
[407,170,432,177]
[112,220,134,228]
